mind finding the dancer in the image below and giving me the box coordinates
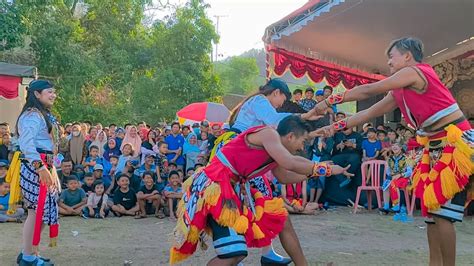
[313,37,473,266]
[10,80,60,266]
[209,78,321,265]
[170,115,353,265]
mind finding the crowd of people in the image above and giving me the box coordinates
[0,120,226,221]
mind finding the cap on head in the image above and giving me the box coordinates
[267,78,291,100]
[27,80,54,92]
[93,164,104,171]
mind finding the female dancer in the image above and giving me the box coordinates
[313,37,473,266]
[209,78,320,265]
[14,80,60,266]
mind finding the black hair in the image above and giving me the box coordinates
[109,123,117,127]
[171,122,180,129]
[229,79,290,126]
[305,87,314,93]
[169,170,179,178]
[186,167,195,173]
[293,89,303,95]
[168,162,177,167]
[376,130,387,135]
[89,145,99,151]
[367,128,377,134]
[277,115,311,137]
[138,121,146,125]
[158,141,167,147]
[335,112,346,117]
[61,158,73,164]
[177,169,183,174]
[88,126,97,134]
[118,173,130,181]
[124,123,132,128]
[182,125,190,130]
[323,85,333,93]
[16,80,54,135]
[0,122,9,126]
[142,171,155,180]
[67,175,79,182]
[387,37,424,63]
[84,172,94,178]
[194,163,204,168]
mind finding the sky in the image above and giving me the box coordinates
[151,0,308,59]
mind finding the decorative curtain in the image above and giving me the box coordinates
[267,46,385,89]
[0,75,21,99]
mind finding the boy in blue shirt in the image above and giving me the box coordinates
[83,145,106,173]
[163,171,183,220]
[362,128,382,162]
[0,180,24,223]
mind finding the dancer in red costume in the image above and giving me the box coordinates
[313,37,473,266]
[170,116,353,266]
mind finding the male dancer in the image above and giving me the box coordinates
[170,115,352,265]
[313,37,473,266]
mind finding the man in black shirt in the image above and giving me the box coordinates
[332,127,363,188]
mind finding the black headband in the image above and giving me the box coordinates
[27,80,54,92]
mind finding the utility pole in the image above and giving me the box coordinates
[213,15,228,62]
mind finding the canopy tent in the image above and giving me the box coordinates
[0,62,36,130]
[263,0,474,86]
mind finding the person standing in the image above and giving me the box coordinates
[165,122,185,170]
[14,80,60,266]
[313,37,473,266]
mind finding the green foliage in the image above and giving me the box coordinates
[0,0,221,125]
[0,2,27,51]
[215,56,259,95]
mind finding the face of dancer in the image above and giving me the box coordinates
[34,88,57,108]
[388,47,412,75]
[282,131,309,155]
[268,90,287,109]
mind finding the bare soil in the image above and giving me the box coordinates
[1,207,473,266]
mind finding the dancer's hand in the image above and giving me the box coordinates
[330,165,354,178]
[38,168,54,188]
[309,125,335,138]
[301,108,324,121]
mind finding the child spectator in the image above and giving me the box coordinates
[387,129,399,144]
[282,181,319,214]
[59,176,87,216]
[103,138,121,162]
[185,167,195,181]
[82,173,95,195]
[168,162,178,172]
[199,131,209,159]
[0,180,24,223]
[83,181,109,219]
[73,164,85,181]
[362,128,382,162]
[111,174,139,217]
[83,145,106,173]
[153,141,169,187]
[115,127,126,148]
[135,154,157,180]
[298,87,317,112]
[377,130,391,159]
[0,160,8,183]
[136,171,163,219]
[163,171,183,220]
[116,143,134,174]
[90,130,108,157]
[292,89,303,102]
[380,143,413,222]
[108,154,119,177]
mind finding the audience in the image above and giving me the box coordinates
[59,176,87,216]
[83,181,109,219]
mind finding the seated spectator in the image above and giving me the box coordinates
[335,112,346,122]
[108,154,119,178]
[199,131,209,159]
[115,127,125,148]
[298,87,317,112]
[282,180,319,215]
[83,181,109,219]
[387,129,400,144]
[134,154,157,180]
[0,160,9,183]
[378,130,392,159]
[153,141,169,191]
[292,89,303,102]
[90,130,108,157]
[0,132,12,161]
[57,159,74,190]
[136,172,163,219]
[121,126,142,158]
[332,127,362,188]
[163,171,183,220]
[116,143,135,174]
[168,162,178,172]
[104,138,121,162]
[111,174,139,217]
[362,128,382,162]
[380,143,413,222]
[0,180,24,223]
[59,176,87,216]
[323,85,337,112]
[82,173,95,195]
[185,167,195,181]
[83,145,106,173]
[73,164,85,181]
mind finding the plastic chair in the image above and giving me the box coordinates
[354,160,387,213]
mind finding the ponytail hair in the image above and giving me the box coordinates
[228,78,291,126]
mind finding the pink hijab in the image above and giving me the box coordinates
[120,126,142,157]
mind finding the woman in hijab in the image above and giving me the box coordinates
[120,125,142,158]
[183,133,200,169]
[69,123,86,165]
[139,127,149,142]
[140,130,158,163]
[90,130,108,157]
[103,138,121,162]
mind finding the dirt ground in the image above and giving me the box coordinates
[1,207,473,266]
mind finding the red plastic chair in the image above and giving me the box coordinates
[354,160,387,213]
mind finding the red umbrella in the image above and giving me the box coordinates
[176,102,230,123]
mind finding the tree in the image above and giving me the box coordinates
[215,56,259,95]
[0,2,26,51]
